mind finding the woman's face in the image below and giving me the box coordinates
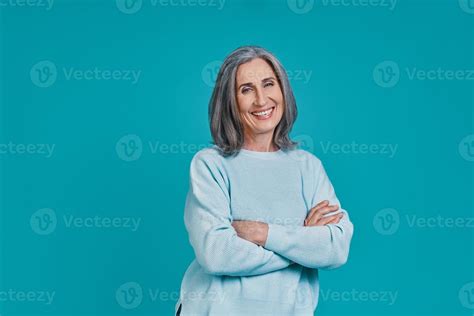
[235,58,284,139]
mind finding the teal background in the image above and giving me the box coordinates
[1,0,473,315]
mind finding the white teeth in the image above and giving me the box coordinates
[252,107,274,116]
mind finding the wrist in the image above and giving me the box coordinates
[257,222,269,246]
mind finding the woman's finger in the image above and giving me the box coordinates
[305,204,336,225]
[322,213,344,225]
[305,205,339,226]
[313,200,329,209]
[305,213,338,226]
[305,200,330,224]
[305,200,329,223]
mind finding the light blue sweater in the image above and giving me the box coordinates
[177,145,354,316]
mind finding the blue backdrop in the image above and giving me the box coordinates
[1,0,473,315]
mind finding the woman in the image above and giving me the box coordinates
[176,46,354,315]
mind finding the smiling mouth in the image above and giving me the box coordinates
[251,106,275,118]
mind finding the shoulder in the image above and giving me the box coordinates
[285,148,323,169]
[192,145,224,162]
[189,145,227,171]
[189,146,230,188]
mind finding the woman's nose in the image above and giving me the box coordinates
[254,87,268,106]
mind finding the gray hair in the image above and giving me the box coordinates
[208,45,298,157]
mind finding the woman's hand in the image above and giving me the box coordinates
[232,201,343,246]
[231,220,268,246]
[304,200,344,226]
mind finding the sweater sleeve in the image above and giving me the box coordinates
[264,156,354,270]
[184,152,293,276]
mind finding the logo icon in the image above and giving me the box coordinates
[288,286,312,308]
[459,0,474,14]
[459,281,474,309]
[116,134,143,161]
[459,134,474,162]
[287,0,314,14]
[116,282,143,309]
[373,61,400,88]
[30,208,57,235]
[30,60,57,88]
[201,60,223,88]
[373,208,400,235]
[290,134,314,161]
[116,0,143,14]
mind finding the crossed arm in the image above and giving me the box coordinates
[184,154,354,277]
[232,200,343,247]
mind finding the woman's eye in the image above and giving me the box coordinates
[264,82,274,88]
[241,88,251,94]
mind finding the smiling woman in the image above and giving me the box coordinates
[208,46,297,155]
[235,58,285,150]
[176,46,354,316]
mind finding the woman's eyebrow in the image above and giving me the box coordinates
[238,77,276,89]
[262,76,276,81]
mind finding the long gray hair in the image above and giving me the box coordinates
[208,45,298,157]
